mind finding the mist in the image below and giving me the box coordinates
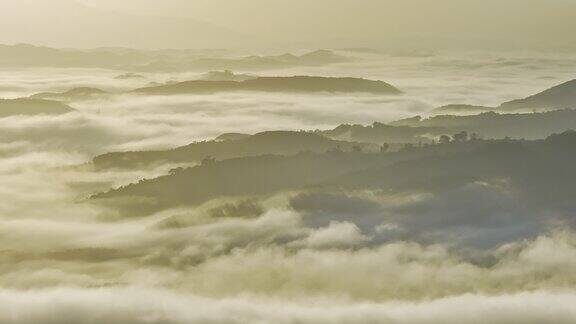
[2,2,576,323]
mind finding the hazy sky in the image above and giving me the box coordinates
[2,0,576,50]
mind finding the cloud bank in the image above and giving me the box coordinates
[1,51,576,322]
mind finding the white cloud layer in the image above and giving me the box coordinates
[1,51,576,321]
[1,288,576,324]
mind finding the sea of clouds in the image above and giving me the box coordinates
[1,51,576,323]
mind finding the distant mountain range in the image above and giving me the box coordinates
[0,44,352,72]
[126,49,353,72]
[0,44,151,68]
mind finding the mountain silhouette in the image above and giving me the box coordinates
[499,79,576,111]
[128,50,352,72]
[92,131,375,169]
[0,44,151,68]
[133,76,401,95]
[433,79,576,113]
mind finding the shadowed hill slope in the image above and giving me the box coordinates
[93,152,386,208]
[92,131,375,169]
[432,79,576,114]
[500,79,576,111]
[334,132,576,210]
[92,132,576,213]
[91,139,487,209]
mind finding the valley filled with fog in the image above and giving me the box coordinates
[2,45,576,323]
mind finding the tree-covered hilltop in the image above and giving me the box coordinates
[92,131,377,170]
[90,136,488,209]
[390,109,576,140]
[318,109,576,144]
[132,76,401,95]
[92,131,576,215]
[0,44,354,72]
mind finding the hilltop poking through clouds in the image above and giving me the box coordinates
[500,79,576,111]
[2,1,576,321]
[92,131,375,170]
[0,98,74,117]
[433,78,576,114]
[133,76,402,95]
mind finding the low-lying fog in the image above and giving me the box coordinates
[2,50,576,323]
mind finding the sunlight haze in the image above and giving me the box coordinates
[1,1,576,323]
[1,0,575,49]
